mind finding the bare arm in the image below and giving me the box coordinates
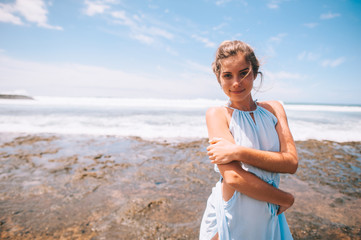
[206,106,294,211]
[207,101,298,174]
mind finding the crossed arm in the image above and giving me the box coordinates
[205,101,297,213]
[207,101,298,173]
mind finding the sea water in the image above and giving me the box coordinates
[0,96,360,142]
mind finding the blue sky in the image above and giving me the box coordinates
[0,0,360,104]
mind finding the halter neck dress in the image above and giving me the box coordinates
[199,103,293,240]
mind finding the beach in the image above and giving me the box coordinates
[0,133,360,239]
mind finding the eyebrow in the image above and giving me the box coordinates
[222,67,250,74]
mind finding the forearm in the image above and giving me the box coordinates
[235,146,298,173]
[219,162,294,206]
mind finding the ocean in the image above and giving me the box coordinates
[1,96,360,239]
[0,96,360,142]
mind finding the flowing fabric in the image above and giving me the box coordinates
[199,103,293,240]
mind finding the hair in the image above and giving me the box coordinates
[212,40,263,85]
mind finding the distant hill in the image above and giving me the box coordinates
[0,94,34,100]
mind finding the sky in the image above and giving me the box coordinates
[0,0,360,104]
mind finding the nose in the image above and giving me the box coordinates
[233,75,243,87]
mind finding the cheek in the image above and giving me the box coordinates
[219,78,224,87]
[246,77,255,86]
[220,80,229,89]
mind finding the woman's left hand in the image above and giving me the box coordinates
[277,193,294,215]
[207,137,239,164]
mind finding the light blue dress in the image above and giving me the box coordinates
[199,103,293,240]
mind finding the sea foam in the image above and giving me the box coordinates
[1,96,360,142]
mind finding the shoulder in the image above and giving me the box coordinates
[206,106,232,124]
[257,100,287,119]
[206,106,227,119]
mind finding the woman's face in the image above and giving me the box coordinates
[219,52,255,104]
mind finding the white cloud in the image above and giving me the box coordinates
[111,10,136,27]
[84,3,174,46]
[303,22,318,28]
[298,51,320,61]
[111,11,173,42]
[321,57,345,67]
[320,12,341,20]
[0,89,29,95]
[131,33,154,45]
[132,14,141,22]
[17,0,46,23]
[0,0,62,30]
[267,0,285,9]
[213,22,227,31]
[83,0,111,16]
[110,10,125,19]
[215,0,232,6]
[267,3,279,9]
[0,3,23,25]
[0,54,157,97]
[216,0,247,7]
[269,33,287,44]
[0,54,220,99]
[148,26,173,40]
[191,34,216,48]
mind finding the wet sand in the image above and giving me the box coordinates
[0,133,360,239]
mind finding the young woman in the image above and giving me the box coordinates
[199,40,298,240]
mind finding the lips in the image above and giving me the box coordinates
[230,89,245,94]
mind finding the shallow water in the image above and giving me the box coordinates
[0,133,360,239]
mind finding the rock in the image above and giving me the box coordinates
[0,94,34,100]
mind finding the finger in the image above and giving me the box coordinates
[209,137,222,144]
[212,138,222,143]
[212,160,223,164]
[277,206,285,215]
[207,143,216,149]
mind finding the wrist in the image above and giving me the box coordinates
[235,145,244,162]
[286,193,294,207]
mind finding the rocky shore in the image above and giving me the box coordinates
[0,133,360,239]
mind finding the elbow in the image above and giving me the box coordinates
[289,163,298,174]
[288,154,298,174]
[223,171,245,189]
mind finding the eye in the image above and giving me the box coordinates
[239,70,248,78]
[222,73,232,79]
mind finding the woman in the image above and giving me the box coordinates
[199,40,298,240]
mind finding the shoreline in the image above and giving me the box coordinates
[0,133,360,239]
[1,131,361,144]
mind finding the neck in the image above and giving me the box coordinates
[229,98,256,111]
